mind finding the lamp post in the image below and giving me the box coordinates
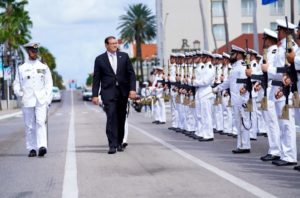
[193,40,201,50]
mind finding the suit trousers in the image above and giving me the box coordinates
[103,87,128,148]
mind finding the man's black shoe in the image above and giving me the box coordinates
[199,138,214,142]
[38,147,47,157]
[152,120,159,124]
[122,143,128,149]
[227,133,233,137]
[232,148,250,154]
[28,149,37,157]
[272,159,297,166]
[168,127,175,130]
[108,147,117,154]
[250,138,257,141]
[260,154,280,161]
[232,134,237,138]
[294,166,300,171]
[117,145,124,152]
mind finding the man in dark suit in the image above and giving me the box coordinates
[92,36,136,154]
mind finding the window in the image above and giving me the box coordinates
[213,24,225,41]
[241,0,254,16]
[298,0,300,14]
[270,22,277,31]
[270,0,284,15]
[242,23,253,33]
[212,0,227,17]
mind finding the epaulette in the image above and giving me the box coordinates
[241,62,246,66]
[209,64,212,69]
[201,65,204,69]
[252,63,256,67]
[272,49,277,54]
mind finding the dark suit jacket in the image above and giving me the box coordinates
[92,51,136,102]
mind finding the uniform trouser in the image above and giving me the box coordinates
[170,96,179,128]
[250,98,258,139]
[157,98,166,122]
[22,103,48,151]
[153,99,159,121]
[199,97,213,139]
[222,95,233,134]
[214,103,224,131]
[257,104,267,134]
[232,105,251,149]
[123,118,128,143]
[178,103,186,130]
[195,99,202,137]
[186,106,196,132]
[262,100,281,156]
[275,100,297,162]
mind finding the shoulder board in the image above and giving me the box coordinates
[272,49,277,54]
[253,63,256,67]
[209,64,212,69]
[201,65,204,69]
[241,62,246,66]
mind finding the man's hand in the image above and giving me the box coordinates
[92,97,99,105]
[245,68,252,77]
[253,82,261,92]
[261,63,269,72]
[240,86,247,95]
[275,88,283,100]
[282,75,291,86]
[129,91,137,99]
[286,50,295,64]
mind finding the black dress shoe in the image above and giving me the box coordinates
[159,122,166,124]
[117,145,124,152]
[122,143,128,149]
[152,120,159,124]
[232,134,237,138]
[250,138,257,141]
[168,127,175,130]
[108,147,117,154]
[227,133,233,137]
[38,147,47,157]
[28,149,37,157]
[260,154,280,161]
[232,148,250,154]
[294,166,300,171]
[199,138,214,142]
[272,159,297,166]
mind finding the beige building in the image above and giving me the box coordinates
[156,0,300,65]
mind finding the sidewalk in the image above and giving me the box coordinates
[0,108,22,120]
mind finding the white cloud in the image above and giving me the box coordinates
[26,0,156,86]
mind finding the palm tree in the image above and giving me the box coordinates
[117,3,156,82]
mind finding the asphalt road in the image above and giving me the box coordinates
[0,90,299,198]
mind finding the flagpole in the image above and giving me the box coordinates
[291,0,294,24]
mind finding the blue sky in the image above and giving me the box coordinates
[26,0,155,87]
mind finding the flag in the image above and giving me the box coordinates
[262,0,278,5]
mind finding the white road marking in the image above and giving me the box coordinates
[0,111,22,120]
[129,124,277,198]
[62,90,78,198]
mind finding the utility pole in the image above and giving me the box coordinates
[291,0,295,24]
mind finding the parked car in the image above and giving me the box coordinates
[82,87,92,101]
[52,86,62,102]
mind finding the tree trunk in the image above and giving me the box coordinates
[222,0,229,52]
[253,0,259,52]
[136,34,144,82]
[210,0,217,52]
[199,0,208,50]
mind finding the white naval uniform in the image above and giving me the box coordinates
[213,63,224,132]
[193,62,215,139]
[194,63,205,137]
[13,59,53,151]
[169,63,179,128]
[185,64,196,132]
[257,45,281,157]
[178,64,186,130]
[249,60,259,139]
[293,47,300,125]
[221,64,233,134]
[153,74,166,123]
[268,38,298,163]
[215,60,251,149]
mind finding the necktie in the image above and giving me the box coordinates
[111,54,117,74]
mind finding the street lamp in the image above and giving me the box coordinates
[193,40,201,50]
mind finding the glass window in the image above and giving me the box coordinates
[270,22,277,31]
[213,24,225,41]
[270,0,284,15]
[241,0,254,16]
[242,23,253,33]
[212,0,227,17]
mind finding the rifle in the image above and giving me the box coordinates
[236,40,253,112]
